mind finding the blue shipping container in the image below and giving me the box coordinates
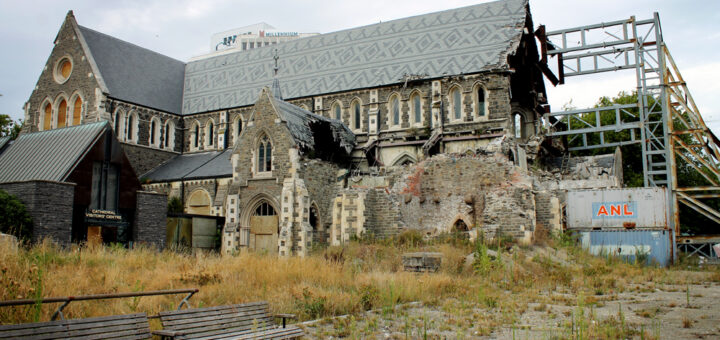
[579,229,673,267]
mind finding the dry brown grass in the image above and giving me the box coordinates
[1,233,718,337]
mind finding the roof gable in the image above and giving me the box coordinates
[77,25,186,113]
[183,0,528,114]
[0,122,108,183]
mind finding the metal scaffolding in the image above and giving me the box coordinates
[540,13,720,250]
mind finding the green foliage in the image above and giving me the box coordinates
[296,287,327,319]
[568,91,644,187]
[472,241,493,275]
[0,115,22,140]
[167,196,183,214]
[0,189,33,240]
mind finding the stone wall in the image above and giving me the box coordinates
[0,181,75,246]
[121,143,178,177]
[534,191,562,237]
[388,152,536,243]
[297,158,343,242]
[25,13,102,132]
[134,191,167,249]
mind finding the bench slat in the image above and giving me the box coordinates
[161,308,269,326]
[156,302,302,340]
[231,326,304,340]
[168,318,273,334]
[188,326,277,340]
[159,303,268,319]
[0,313,151,340]
[162,310,269,327]
[172,318,274,337]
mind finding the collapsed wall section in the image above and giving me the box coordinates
[391,152,535,242]
[330,150,538,244]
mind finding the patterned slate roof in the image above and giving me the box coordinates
[79,26,186,114]
[142,149,232,182]
[0,122,108,183]
[182,0,528,115]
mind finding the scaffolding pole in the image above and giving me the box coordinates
[541,13,720,259]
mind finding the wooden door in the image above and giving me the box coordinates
[250,215,278,254]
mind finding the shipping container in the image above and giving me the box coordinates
[567,187,668,230]
[579,229,673,266]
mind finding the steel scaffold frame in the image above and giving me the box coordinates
[541,14,720,249]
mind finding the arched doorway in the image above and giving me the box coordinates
[452,219,470,239]
[250,200,279,254]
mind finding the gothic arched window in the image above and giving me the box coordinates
[257,135,272,173]
[390,94,400,127]
[352,100,361,131]
[449,86,462,121]
[411,92,422,125]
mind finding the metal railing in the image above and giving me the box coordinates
[0,288,198,321]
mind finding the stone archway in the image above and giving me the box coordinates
[451,218,470,239]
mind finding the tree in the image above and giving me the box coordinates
[0,189,33,240]
[0,114,22,140]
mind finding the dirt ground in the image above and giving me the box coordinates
[302,280,720,339]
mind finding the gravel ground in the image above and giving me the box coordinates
[301,281,720,339]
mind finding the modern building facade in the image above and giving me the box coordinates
[210,22,319,53]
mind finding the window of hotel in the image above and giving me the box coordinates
[411,92,422,125]
[257,135,272,173]
[449,87,462,121]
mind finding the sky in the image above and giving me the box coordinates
[0,0,718,132]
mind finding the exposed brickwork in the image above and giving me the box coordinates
[385,152,536,243]
[297,159,342,244]
[534,191,562,236]
[134,191,167,249]
[0,181,75,246]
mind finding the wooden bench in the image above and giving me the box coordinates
[154,301,303,339]
[0,313,152,340]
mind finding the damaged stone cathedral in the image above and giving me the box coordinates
[11,0,622,255]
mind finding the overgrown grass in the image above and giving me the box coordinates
[1,233,718,338]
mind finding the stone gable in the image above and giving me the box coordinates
[26,12,103,133]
